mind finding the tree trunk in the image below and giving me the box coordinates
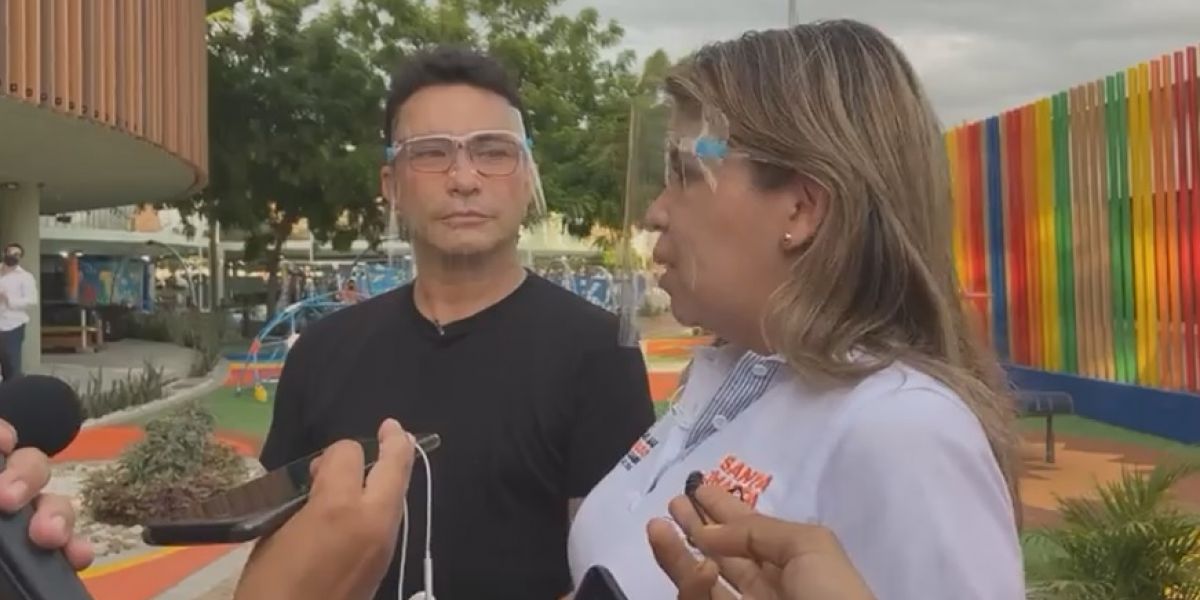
[264,239,283,323]
[263,219,295,323]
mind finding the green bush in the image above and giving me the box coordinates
[1025,461,1200,600]
[78,362,167,419]
[80,402,248,526]
[127,309,228,377]
[126,311,174,343]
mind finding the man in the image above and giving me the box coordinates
[257,45,654,600]
[0,243,37,379]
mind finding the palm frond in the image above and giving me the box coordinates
[1027,460,1200,600]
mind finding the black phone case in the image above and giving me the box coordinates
[141,494,308,545]
[575,566,629,600]
[0,456,94,599]
[140,434,440,546]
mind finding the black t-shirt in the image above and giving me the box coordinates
[259,273,655,599]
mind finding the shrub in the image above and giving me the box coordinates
[80,402,248,526]
[78,362,167,419]
[127,309,228,377]
[1025,461,1200,600]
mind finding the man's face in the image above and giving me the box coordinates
[380,84,532,259]
[3,246,21,266]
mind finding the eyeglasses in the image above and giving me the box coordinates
[386,130,530,177]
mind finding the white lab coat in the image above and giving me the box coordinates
[568,344,1024,599]
[0,266,37,332]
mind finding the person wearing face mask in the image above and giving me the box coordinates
[0,244,38,379]
[255,45,654,600]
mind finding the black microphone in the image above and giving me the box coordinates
[0,375,92,599]
[684,471,709,525]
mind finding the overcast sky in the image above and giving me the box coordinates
[558,0,1200,125]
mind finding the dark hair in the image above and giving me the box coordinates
[4,243,22,255]
[383,45,523,147]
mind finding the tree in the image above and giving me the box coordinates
[181,0,387,316]
[330,0,659,237]
[190,0,671,317]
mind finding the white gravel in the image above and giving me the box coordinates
[46,459,266,560]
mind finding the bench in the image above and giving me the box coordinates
[1016,390,1075,463]
[41,305,104,353]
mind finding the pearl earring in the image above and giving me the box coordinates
[782,233,793,248]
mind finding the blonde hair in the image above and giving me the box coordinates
[665,20,1022,522]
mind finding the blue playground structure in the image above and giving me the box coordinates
[237,259,649,401]
[237,292,349,399]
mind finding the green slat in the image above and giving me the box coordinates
[1056,92,1078,373]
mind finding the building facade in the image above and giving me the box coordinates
[0,0,215,368]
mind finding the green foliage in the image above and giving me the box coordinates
[127,309,229,377]
[78,362,168,420]
[330,0,646,236]
[184,0,388,314]
[1025,461,1200,600]
[80,402,248,526]
[192,0,676,313]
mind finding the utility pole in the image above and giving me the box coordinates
[788,0,797,25]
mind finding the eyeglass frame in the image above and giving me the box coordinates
[663,134,795,188]
[384,129,535,176]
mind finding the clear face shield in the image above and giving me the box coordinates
[382,107,547,274]
[615,87,734,348]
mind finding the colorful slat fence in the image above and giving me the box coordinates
[949,45,1200,392]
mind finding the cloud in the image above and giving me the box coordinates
[558,0,1200,123]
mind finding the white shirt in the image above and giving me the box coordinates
[0,266,37,332]
[568,345,1024,599]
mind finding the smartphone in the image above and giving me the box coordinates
[575,566,629,600]
[140,433,441,546]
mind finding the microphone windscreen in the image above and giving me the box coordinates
[0,375,83,457]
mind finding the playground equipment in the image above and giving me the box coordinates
[542,258,651,313]
[237,292,347,401]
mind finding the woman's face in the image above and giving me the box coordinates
[644,129,807,342]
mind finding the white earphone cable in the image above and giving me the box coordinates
[398,435,434,599]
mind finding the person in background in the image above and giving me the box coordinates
[0,243,37,379]
[255,45,654,600]
[338,279,362,304]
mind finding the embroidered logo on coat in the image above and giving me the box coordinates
[620,431,659,470]
[702,454,774,508]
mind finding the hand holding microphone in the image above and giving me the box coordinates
[234,418,416,600]
[647,484,875,600]
[0,419,93,572]
[0,374,97,599]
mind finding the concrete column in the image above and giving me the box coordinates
[0,183,41,371]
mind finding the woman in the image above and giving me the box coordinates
[566,19,1024,599]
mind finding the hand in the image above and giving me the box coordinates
[234,419,416,600]
[0,419,94,570]
[647,485,874,600]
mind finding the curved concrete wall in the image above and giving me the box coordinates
[0,0,209,208]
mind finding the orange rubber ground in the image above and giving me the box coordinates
[60,426,257,600]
